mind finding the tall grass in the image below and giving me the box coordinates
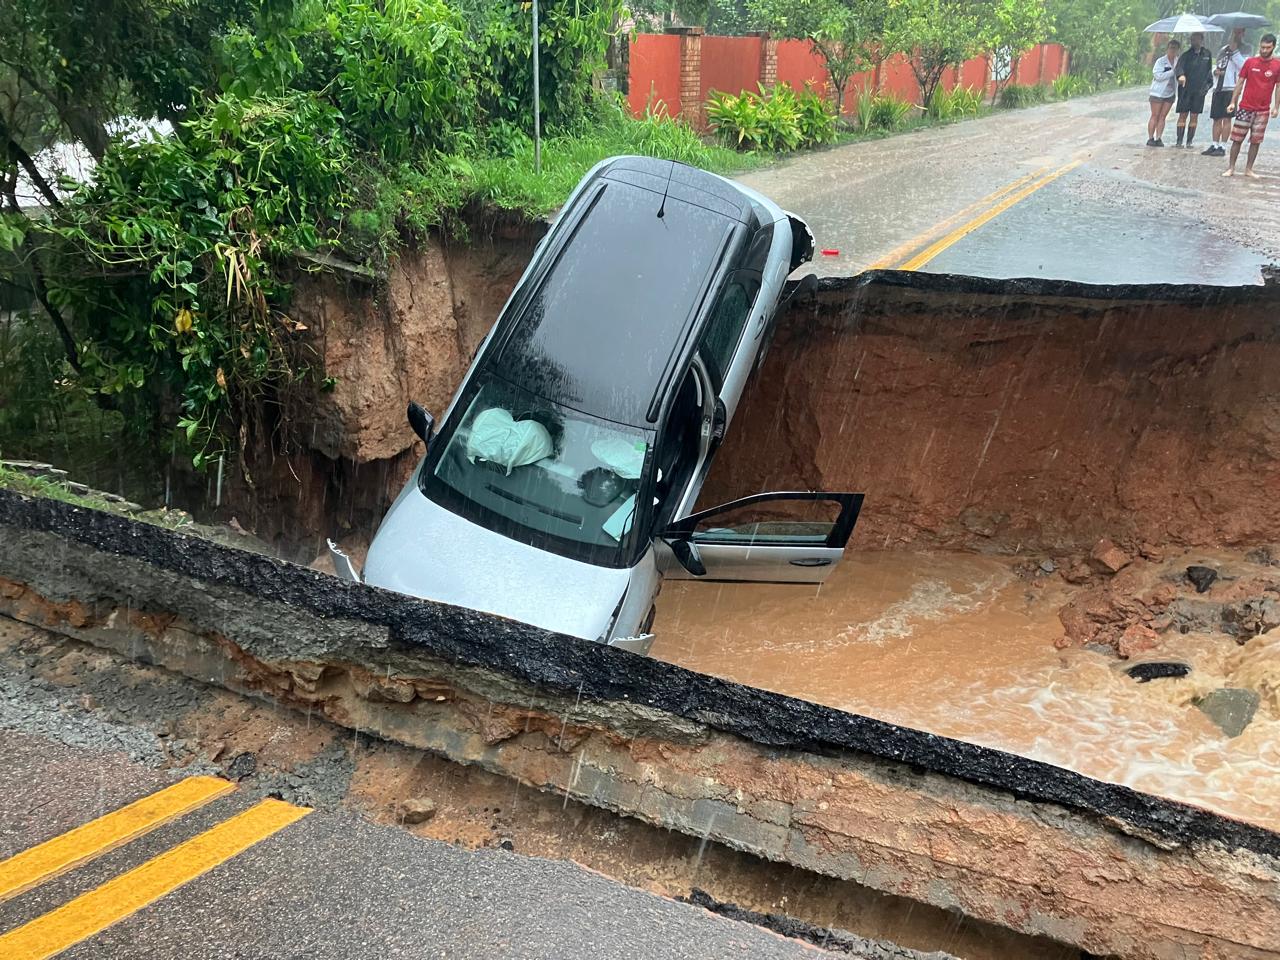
[855,93,914,131]
[928,85,983,120]
[467,100,754,216]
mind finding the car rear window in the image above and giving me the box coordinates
[495,182,737,426]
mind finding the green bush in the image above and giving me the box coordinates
[999,82,1050,108]
[796,83,838,145]
[707,83,833,152]
[927,84,982,120]
[854,93,913,131]
[1051,74,1092,100]
[50,92,358,463]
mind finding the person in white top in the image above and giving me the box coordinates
[1207,28,1249,156]
[1149,39,1181,146]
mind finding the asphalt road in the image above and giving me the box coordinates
[740,86,1277,284]
[0,731,826,960]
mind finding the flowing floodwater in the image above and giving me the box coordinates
[650,550,1280,833]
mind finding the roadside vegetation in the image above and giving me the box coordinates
[0,0,1169,484]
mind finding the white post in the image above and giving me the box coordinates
[532,0,542,175]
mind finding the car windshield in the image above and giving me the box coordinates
[422,375,653,566]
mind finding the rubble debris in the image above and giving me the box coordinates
[1089,539,1130,575]
[1195,688,1261,738]
[1245,545,1277,566]
[1186,566,1219,594]
[1061,561,1094,585]
[1126,661,1191,683]
[227,751,258,780]
[400,797,438,825]
[1038,559,1056,574]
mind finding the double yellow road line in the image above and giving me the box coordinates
[869,158,1084,272]
[0,776,309,959]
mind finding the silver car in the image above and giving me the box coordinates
[332,156,864,654]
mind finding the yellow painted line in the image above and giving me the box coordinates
[865,167,1049,270]
[899,159,1085,271]
[0,799,309,960]
[0,777,235,904]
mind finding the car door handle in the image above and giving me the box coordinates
[789,558,833,567]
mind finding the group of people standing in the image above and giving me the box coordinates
[1148,29,1280,177]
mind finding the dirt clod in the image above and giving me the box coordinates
[1090,540,1130,576]
[400,797,437,825]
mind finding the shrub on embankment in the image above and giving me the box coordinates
[1,0,738,474]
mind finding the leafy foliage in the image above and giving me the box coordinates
[50,92,354,461]
[746,0,886,116]
[707,83,835,151]
[856,92,914,130]
[796,83,839,143]
[976,0,1054,99]
[927,84,983,120]
[887,0,986,107]
[466,0,620,132]
[5,0,628,467]
[1047,0,1155,86]
[998,81,1050,107]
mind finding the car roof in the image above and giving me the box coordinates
[487,158,765,427]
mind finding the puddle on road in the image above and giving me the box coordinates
[650,550,1280,833]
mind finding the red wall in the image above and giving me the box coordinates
[701,34,762,101]
[628,36,1070,126]
[628,34,682,118]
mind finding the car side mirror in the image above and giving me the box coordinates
[407,402,435,446]
[668,537,706,577]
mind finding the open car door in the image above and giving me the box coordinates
[658,491,864,583]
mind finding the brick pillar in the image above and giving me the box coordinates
[750,31,777,88]
[667,26,704,129]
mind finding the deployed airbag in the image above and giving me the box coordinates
[466,408,553,474]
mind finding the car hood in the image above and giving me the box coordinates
[361,488,631,642]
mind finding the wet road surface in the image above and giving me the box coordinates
[0,731,828,960]
[740,87,1276,284]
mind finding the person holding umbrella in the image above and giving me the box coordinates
[1206,27,1249,155]
[1175,32,1215,147]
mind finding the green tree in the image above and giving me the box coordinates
[1047,0,1155,85]
[747,0,885,116]
[977,0,1053,102]
[887,0,985,105]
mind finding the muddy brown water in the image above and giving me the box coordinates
[651,548,1280,833]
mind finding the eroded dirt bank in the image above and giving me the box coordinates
[702,275,1280,554]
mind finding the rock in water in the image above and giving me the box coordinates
[1196,688,1260,738]
[1186,565,1218,594]
[1126,661,1191,683]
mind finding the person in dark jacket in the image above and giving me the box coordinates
[1175,32,1215,147]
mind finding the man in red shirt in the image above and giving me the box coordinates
[1225,33,1280,177]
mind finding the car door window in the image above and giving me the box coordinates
[700,271,760,387]
[690,497,843,545]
